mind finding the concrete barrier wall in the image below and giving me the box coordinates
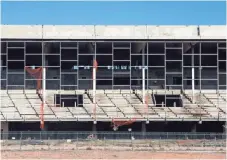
[1,25,226,39]
[2,25,43,39]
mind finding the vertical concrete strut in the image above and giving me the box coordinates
[192,46,195,103]
[142,67,145,104]
[93,60,97,121]
[41,67,46,130]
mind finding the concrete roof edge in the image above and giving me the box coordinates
[1,24,226,26]
[1,25,226,39]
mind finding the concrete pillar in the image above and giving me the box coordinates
[192,46,195,104]
[191,123,197,133]
[1,122,9,139]
[192,67,195,103]
[92,122,97,132]
[93,60,97,120]
[142,122,146,136]
[41,123,48,140]
[142,68,146,104]
[41,67,46,130]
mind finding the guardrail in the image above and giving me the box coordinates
[1,131,225,152]
[1,131,225,140]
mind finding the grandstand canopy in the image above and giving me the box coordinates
[1,25,226,39]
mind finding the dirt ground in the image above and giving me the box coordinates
[1,150,226,159]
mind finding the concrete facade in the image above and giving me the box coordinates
[1,25,226,39]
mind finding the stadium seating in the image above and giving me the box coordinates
[0,89,226,122]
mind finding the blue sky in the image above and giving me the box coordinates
[1,1,226,25]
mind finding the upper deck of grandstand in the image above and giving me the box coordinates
[1,25,226,40]
[0,25,226,132]
[1,89,226,122]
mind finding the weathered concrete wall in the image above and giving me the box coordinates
[146,26,199,39]
[43,25,95,39]
[1,25,43,39]
[1,25,226,39]
[199,25,227,39]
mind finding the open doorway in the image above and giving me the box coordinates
[154,94,183,107]
[54,94,83,107]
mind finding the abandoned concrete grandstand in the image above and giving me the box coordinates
[0,25,226,133]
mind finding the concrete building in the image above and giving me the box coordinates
[0,25,226,134]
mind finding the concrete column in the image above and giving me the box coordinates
[192,67,195,103]
[191,123,197,133]
[41,123,48,140]
[41,67,46,130]
[192,46,195,104]
[141,122,146,136]
[92,122,97,132]
[93,61,97,120]
[142,68,145,103]
[1,122,9,139]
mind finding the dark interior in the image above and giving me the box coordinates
[154,94,183,107]
[55,94,83,107]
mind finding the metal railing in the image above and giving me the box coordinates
[1,131,226,152]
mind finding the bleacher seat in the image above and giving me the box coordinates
[0,89,226,122]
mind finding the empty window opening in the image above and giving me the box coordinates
[154,94,183,107]
[173,77,182,85]
[148,43,164,54]
[183,43,200,54]
[61,42,77,48]
[114,77,130,85]
[8,48,24,60]
[43,42,60,54]
[8,42,24,48]
[201,42,217,54]
[114,49,130,60]
[26,42,42,54]
[55,94,83,107]
[131,42,147,53]
[96,42,112,54]
[79,42,94,53]
[45,55,60,66]
[148,55,164,66]
[113,42,130,48]
[61,49,77,60]
[218,49,226,60]
[96,55,112,66]
[1,42,6,53]
[97,80,112,86]
[166,43,182,48]
[166,49,182,60]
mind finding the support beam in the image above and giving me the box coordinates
[192,68,195,103]
[142,46,146,104]
[93,60,97,120]
[93,67,96,104]
[142,67,145,104]
[141,122,146,136]
[92,123,97,132]
[192,46,195,104]
[41,67,46,130]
